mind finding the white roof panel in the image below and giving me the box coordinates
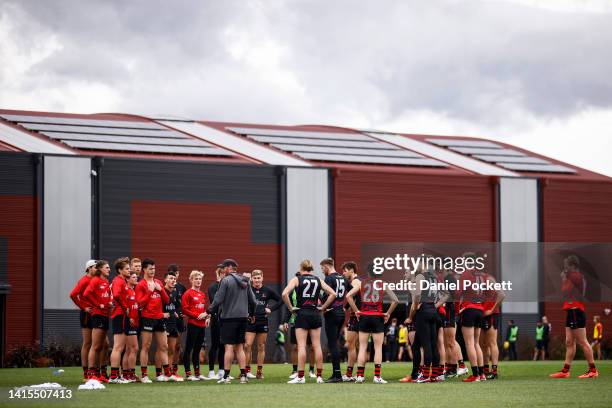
[365,133,518,176]
[497,163,576,173]
[160,122,310,166]
[0,122,75,154]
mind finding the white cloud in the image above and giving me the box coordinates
[0,0,611,176]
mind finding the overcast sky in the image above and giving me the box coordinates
[1,0,611,176]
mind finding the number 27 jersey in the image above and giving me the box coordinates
[360,277,383,316]
[297,275,322,310]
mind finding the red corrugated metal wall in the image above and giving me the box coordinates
[333,170,496,264]
[131,201,282,290]
[0,196,38,350]
[542,179,612,345]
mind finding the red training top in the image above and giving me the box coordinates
[70,274,93,311]
[83,276,113,316]
[111,275,129,318]
[181,288,207,328]
[562,271,585,311]
[359,278,384,316]
[459,269,485,311]
[136,278,170,319]
[125,285,139,328]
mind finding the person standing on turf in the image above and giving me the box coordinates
[320,258,348,383]
[207,259,257,384]
[83,260,113,381]
[346,265,398,384]
[122,271,140,382]
[109,257,131,383]
[274,324,287,363]
[245,269,282,379]
[341,261,361,382]
[207,264,226,379]
[550,255,598,378]
[159,271,183,381]
[136,258,172,383]
[70,259,98,381]
[591,315,603,361]
[505,320,519,361]
[182,270,210,381]
[480,272,504,379]
[168,264,186,377]
[284,259,337,384]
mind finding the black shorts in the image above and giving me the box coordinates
[176,317,186,333]
[347,316,359,332]
[460,308,483,328]
[220,318,247,345]
[480,314,500,330]
[295,310,322,330]
[358,315,385,333]
[166,325,179,338]
[80,310,93,329]
[140,317,166,332]
[125,316,138,336]
[290,324,312,345]
[112,315,128,334]
[565,308,586,329]
[436,313,445,330]
[247,320,269,333]
[91,314,109,331]
[443,304,456,328]
[536,340,544,350]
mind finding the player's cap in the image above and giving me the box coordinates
[221,258,238,268]
[85,259,97,269]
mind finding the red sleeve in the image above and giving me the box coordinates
[112,278,127,311]
[181,290,199,319]
[70,280,86,309]
[136,281,151,307]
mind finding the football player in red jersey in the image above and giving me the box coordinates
[550,255,598,378]
[136,258,172,382]
[480,272,504,380]
[346,267,398,384]
[109,257,131,383]
[83,260,113,381]
[181,270,210,381]
[122,271,140,382]
[70,259,97,381]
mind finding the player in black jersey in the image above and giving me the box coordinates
[207,264,226,379]
[341,261,360,382]
[167,264,186,377]
[283,260,336,384]
[245,269,282,379]
[320,258,349,383]
[157,271,183,381]
[408,263,449,383]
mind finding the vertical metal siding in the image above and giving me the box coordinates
[98,158,282,290]
[499,178,539,314]
[542,179,612,345]
[0,153,38,352]
[333,170,495,264]
[286,168,329,281]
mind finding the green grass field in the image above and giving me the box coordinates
[0,361,610,408]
